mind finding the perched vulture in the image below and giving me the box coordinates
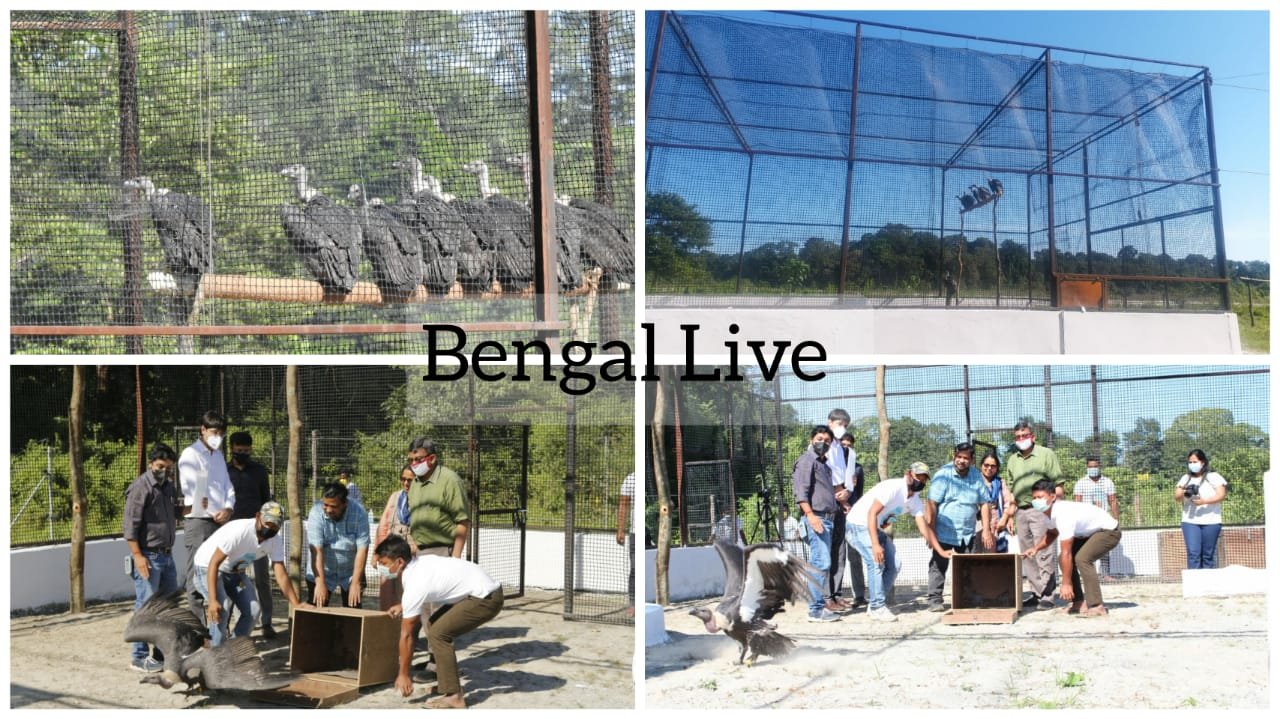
[393,157,491,294]
[969,183,993,204]
[689,540,817,666]
[988,177,1004,198]
[279,164,362,296]
[124,591,292,693]
[460,159,533,291]
[957,192,976,211]
[122,176,213,324]
[347,184,423,301]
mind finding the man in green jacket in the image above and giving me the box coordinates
[1003,421,1064,610]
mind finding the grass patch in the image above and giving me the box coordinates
[1057,671,1086,688]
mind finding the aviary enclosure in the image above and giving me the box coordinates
[644,12,1230,309]
[11,10,635,353]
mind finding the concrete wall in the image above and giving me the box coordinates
[644,526,1243,603]
[644,307,1241,355]
[10,526,621,612]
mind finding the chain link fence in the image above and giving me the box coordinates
[648,365,1267,586]
[12,10,634,353]
[10,365,633,624]
[645,11,1229,310]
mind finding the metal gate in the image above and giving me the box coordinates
[468,422,529,599]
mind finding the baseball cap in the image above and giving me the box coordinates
[909,461,930,477]
[259,501,284,527]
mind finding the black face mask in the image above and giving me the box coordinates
[812,441,830,457]
[908,478,927,493]
[257,525,280,542]
[152,467,169,482]
[231,452,251,465]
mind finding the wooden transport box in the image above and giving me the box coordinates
[942,552,1022,625]
[255,606,400,708]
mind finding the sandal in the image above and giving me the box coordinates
[1076,605,1108,618]
[1058,602,1083,615]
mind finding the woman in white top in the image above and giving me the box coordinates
[1174,449,1228,569]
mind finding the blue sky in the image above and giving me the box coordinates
[649,10,1268,262]
[771,365,1269,441]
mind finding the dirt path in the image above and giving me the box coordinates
[10,589,633,709]
[646,583,1267,709]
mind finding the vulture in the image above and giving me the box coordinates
[460,159,534,291]
[393,157,491,294]
[279,164,362,296]
[957,192,976,211]
[122,176,213,326]
[969,183,993,205]
[689,540,817,666]
[347,184,423,301]
[124,591,291,693]
[988,177,1004,198]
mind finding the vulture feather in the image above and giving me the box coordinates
[348,184,423,301]
[279,164,361,296]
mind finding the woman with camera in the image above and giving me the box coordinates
[1174,449,1228,569]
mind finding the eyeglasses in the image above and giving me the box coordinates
[981,463,998,469]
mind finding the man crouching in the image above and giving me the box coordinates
[377,535,504,709]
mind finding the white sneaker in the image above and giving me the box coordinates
[869,606,898,622]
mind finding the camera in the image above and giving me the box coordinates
[1183,483,1199,499]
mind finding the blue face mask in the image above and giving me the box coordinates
[1031,497,1050,512]
[377,563,400,580]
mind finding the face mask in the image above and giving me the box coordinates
[907,477,926,493]
[377,564,400,580]
[1031,497,1050,512]
[1187,462,1203,474]
[205,434,223,451]
[1086,467,1100,478]
[152,467,169,482]
[231,452,251,465]
[257,525,279,542]
[812,441,829,457]
[1015,438,1033,452]
[411,459,431,477]
[830,425,846,439]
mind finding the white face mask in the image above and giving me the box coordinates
[411,459,431,477]
[1187,462,1203,475]
[1015,438,1033,452]
[205,433,223,451]
[830,425,846,439]
[1086,467,1100,478]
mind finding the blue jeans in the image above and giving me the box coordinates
[1182,522,1222,569]
[804,514,834,615]
[847,523,901,610]
[131,550,179,661]
[194,566,259,646]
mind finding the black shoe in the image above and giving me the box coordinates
[261,626,278,640]
[1038,597,1057,610]
[851,597,868,609]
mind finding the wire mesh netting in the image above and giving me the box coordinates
[645,12,1228,310]
[11,10,634,353]
[10,365,634,624]
[647,365,1267,588]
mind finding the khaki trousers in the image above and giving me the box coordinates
[428,588,505,695]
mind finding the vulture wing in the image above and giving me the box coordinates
[738,543,816,624]
[122,591,209,676]
[710,539,746,625]
[183,636,293,691]
[359,204,422,300]
[150,191,213,280]
[280,196,361,294]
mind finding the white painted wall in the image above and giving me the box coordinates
[643,526,1258,603]
[10,526,621,612]
[644,306,1241,355]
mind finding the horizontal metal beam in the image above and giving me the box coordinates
[12,321,568,337]
[1090,205,1214,236]
[11,20,125,31]
[1055,272,1228,284]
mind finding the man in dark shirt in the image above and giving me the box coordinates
[226,431,276,638]
[123,443,180,673]
[791,425,840,623]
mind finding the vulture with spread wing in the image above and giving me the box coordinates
[124,591,291,693]
[689,540,817,666]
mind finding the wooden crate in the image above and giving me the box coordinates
[1056,274,1107,309]
[942,552,1022,625]
[255,606,400,707]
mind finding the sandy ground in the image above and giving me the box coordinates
[646,583,1268,709]
[10,589,634,709]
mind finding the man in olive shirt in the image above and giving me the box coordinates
[405,437,470,558]
[123,443,180,673]
[1003,421,1065,609]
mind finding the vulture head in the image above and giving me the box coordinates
[123,176,160,199]
[462,159,501,199]
[280,164,317,202]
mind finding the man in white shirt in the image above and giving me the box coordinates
[179,410,236,615]
[1022,479,1122,617]
[781,506,806,558]
[615,473,635,616]
[192,501,309,645]
[845,462,950,622]
[379,535,504,709]
[1072,457,1119,578]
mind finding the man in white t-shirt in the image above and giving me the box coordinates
[781,506,806,559]
[1022,479,1122,617]
[193,501,309,645]
[1072,456,1119,578]
[178,410,236,615]
[845,462,950,622]
[379,535,504,709]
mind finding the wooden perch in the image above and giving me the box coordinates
[154,269,609,306]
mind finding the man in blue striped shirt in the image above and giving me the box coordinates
[305,482,371,608]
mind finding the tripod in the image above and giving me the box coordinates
[750,474,779,544]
